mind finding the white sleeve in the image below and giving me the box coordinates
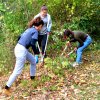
[47,14,52,32]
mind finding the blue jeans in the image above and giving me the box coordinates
[76,36,92,63]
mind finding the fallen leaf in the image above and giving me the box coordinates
[74,89,81,94]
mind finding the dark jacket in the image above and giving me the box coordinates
[69,31,88,47]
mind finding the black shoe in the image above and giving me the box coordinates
[30,76,35,80]
[5,85,10,90]
[44,54,47,58]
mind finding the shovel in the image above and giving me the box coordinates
[61,41,75,57]
[61,41,70,56]
[38,34,49,67]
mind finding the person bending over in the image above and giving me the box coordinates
[64,29,92,67]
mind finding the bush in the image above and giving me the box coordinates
[0,0,99,74]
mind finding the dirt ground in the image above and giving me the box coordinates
[0,50,100,100]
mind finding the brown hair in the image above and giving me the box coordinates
[28,17,44,28]
[64,29,73,37]
[41,5,48,11]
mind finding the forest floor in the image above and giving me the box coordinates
[0,49,100,100]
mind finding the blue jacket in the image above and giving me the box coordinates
[18,27,38,49]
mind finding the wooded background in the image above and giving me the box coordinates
[0,0,100,73]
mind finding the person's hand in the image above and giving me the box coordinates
[66,54,70,58]
[47,32,51,35]
[74,47,77,51]
[67,41,71,47]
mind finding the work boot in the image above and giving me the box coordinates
[30,76,35,80]
[2,85,11,96]
[44,54,47,58]
[3,89,11,96]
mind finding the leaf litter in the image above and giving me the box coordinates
[0,50,100,100]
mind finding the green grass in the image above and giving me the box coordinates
[21,80,29,87]
[32,80,40,88]
[49,85,57,91]
[40,75,51,83]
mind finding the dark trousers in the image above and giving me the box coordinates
[38,34,47,55]
[33,34,47,55]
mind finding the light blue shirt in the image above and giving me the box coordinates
[18,27,38,48]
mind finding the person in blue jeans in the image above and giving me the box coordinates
[64,29,92,67]
[3,17,44,96]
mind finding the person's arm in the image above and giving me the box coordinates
[74,31,85,48]
[31,31,39,54]
[70,37,84,48]
[47,14,52,32]
[31,39,39,54]
[69,38,77,42]
[76,38,84,48]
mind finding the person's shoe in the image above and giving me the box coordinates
[30,76,35,80]
[72,62,79,67]
[2,89,11,96]
[44,54,47,58]
[79,61,83,64]
[35,55,38,63]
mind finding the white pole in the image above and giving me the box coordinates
[41,34,49,62]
